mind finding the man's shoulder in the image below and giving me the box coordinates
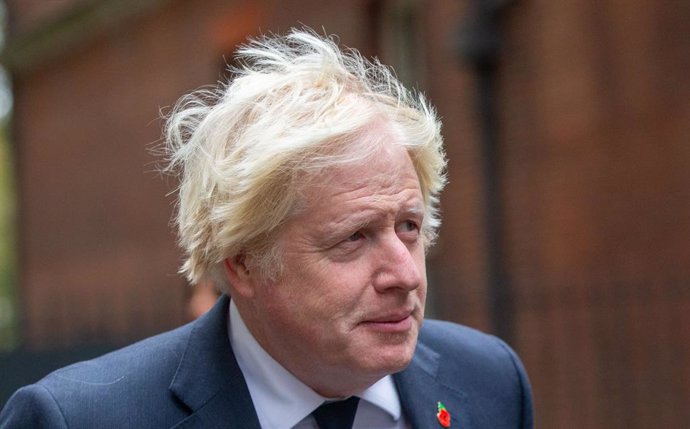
[418,319,526,378]
[420,318,505,351]
[40,319,195,390]
[0,321,198,428]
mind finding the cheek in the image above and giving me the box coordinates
[258,289,322,345]
[262,269,341,326]
[292,258,365,302]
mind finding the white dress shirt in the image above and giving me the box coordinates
[228,300,409,429]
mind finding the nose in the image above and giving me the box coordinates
[372,233,425,293]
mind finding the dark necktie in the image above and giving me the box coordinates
[312,396,360,429]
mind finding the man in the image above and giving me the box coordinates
[0,30,533,428]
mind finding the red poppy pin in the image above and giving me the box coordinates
[437,401,451,427]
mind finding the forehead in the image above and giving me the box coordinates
[297,143,423,218]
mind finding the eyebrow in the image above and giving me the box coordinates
[402,205,425,219]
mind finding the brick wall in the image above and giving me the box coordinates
[498,1,690,426]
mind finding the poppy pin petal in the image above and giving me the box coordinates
[437,401,451,427]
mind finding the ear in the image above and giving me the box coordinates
[223,254,256,298]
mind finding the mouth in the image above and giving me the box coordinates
[360,310,415,333]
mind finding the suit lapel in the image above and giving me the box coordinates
[394,341,470,429]
[169,295,261,429]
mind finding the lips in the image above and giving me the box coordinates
[360,309,415,333]
[365,310,413,324]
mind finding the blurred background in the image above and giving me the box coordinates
[0,0,688,427]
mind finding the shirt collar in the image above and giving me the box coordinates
[358,375,402,420]
[227,300,402,428]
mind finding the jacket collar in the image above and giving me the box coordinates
[169,295,261,429]
[394,333,470,429]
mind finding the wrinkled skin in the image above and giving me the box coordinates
[231,142,427,397]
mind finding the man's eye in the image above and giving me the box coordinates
[401,221,419,232]
[347,231,364,242]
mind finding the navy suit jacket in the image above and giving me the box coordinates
[0,295,533,428]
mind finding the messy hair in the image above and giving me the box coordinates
[164,28,446,287]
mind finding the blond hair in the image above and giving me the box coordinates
[164,29,446,287]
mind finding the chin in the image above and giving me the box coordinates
[359,341,417,376]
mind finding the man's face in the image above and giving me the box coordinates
[241,141,427,396]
